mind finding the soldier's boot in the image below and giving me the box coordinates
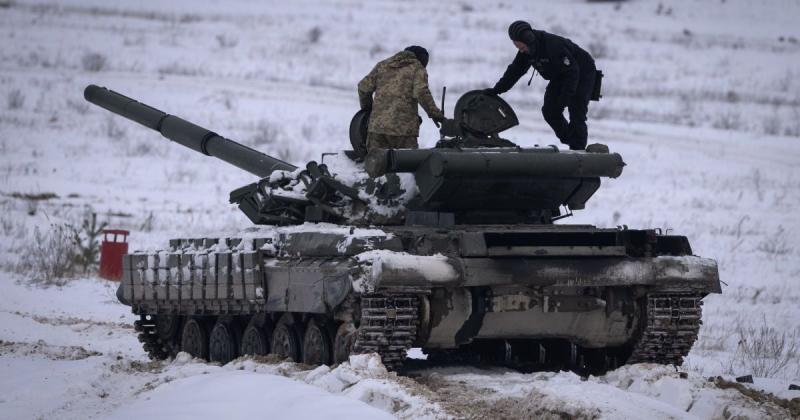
[566,99,589,150]
[585,143,609,153]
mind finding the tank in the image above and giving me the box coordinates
[84,84,721,372]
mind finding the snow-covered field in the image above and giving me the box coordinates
[1,0,799,418]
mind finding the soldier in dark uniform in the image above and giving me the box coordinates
[485,21,597,150]
[358,46,444,151]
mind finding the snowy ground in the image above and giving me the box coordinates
[2,0,800,418]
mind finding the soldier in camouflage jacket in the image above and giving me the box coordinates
[358,46,444,150]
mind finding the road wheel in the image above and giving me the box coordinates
[209,320,242,364]
[302,319,332,366]
[181,318,209,360]
[271,315,301,362]
[240,315,273,356]
[333,322,357,364]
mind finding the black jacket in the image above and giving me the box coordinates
[493,30,593,104]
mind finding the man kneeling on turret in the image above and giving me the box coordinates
[358,46,444,151]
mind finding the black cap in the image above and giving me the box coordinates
[508,20,533,41]
[404,45,429,67]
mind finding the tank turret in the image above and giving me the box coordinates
[86,85,625,226]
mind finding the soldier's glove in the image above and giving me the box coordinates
[483,87,500,96]
[432,115,444,128]
[439,118,461,137]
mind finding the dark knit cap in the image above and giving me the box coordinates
[404,45,429,67]
[508,20,533,41]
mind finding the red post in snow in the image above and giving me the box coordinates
[99,229,129,281]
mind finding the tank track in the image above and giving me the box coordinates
[354,294,419,370]
[133,315,175,360]
[627,293,703,365]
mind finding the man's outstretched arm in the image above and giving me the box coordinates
[492,52,531,94]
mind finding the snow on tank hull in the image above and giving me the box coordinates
[120,223,719,372]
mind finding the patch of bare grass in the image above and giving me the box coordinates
[756,226,792,257]
[13,211,108,286]
[730,320,799,379]
[15,224,78,286]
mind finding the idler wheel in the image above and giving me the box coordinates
[271,315,301,362]
[209,320,242,364]
[333,322,357,364]
[181,318,209,360]
[302,319,332,366]
[240,315,273,357]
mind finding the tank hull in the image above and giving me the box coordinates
[120,224,719,370]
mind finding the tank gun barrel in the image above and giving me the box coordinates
[84,85,297,177]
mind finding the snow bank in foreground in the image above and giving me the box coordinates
[226,353,445,419]
[124,353,798,420]
[106,369,396,420]
[105,353,446,420]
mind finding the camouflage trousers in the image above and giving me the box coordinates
[366,132,418,151]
